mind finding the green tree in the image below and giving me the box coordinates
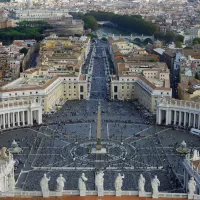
[175,41,182,48]
[20,47,28,55]
[184,46,193,49]
[195,72,200,80]
[164,32,175,43]
[84,11,158,35]
[193,38,200,45]
[175,35,184,43]
[83,16,98,31]
[101,37,107,41]
[87,33,97,39]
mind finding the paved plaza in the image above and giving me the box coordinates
[0,39,200,193]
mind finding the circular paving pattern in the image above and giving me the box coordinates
[70,140,135,164]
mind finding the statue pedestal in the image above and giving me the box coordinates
[80,190,86,196]
[56,191,62,197]
[42,191,49,198]
[152,192,159,199]
[116,190,122,196]
[97,189,104,196]
[91,148,107,154]
[188,194,195,199]
[7,191,15,197]
[139,191,146,197]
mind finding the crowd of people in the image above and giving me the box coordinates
[1,39,198,194]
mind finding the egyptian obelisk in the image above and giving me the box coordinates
[96,102,101,150]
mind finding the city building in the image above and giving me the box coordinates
[184,26,200,44]
[178,79,200,101]
[108,36,171,112]
[9,9,71,22]
[8,8,84,36]
[0,41,28,81]
[0,36,90,119]
[0,18,15,29]
[110,59,171,113]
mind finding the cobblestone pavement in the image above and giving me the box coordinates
[0,39,200,193]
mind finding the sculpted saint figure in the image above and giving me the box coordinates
[78,173,88,192]
[8,174,15,191]
[0,147,9,160]
[138,174,145,192]
[56,174,66,192]
[151,175,160,194]
[188,177,196,194]
[95,171,104,191]
[115,173,125,192]
[40,174,50,192]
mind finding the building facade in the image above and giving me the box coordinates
[157,97,200,128]
[0,99,42,130]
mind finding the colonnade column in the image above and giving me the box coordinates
[184,112,187,126]
[0,110,30,129]
[189,113,191,127]
[8,113,10,128]
[193,114,196,128]
[157,109,162,124]
[38,110,42,124]
[168,110,171,125]
[22,111,25,126]
[17,112,20,126]
[165,110,169,125]
[198,115,200,129]
[29,110,33,125]
[3,114,5,129]
[12,112,14,126]
[174,111,177,125]
[179,112,181,126]
[0,115,1,129]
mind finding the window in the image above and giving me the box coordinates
[15,93,17,95]
[36,91,38,94]
[30,92,32,94]
[114,86,118,93]
[80,86,84,92]
[74,86,76,89]
[122,86,124,89]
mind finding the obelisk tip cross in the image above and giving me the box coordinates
[96,102,101,150]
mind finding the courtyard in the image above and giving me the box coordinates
[0,39,200,194]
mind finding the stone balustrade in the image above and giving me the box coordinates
[0,190,198,199]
